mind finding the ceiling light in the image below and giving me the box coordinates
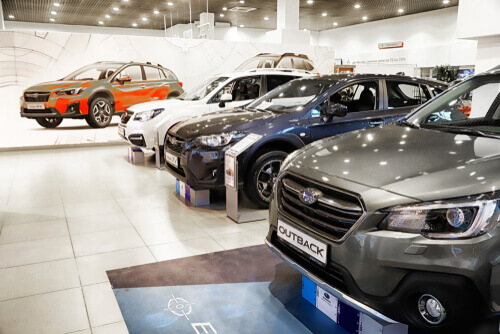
[222,7,227,10]
[167,2,174,6]
[50,18,55,22]
[105,14,110,18]
[240,0,245,3]
[354,4,361,8]
[123,0,129,2]
[240,24,244,27]
[322,12,327,16]
[113,7,119,11]
[154,10,159,14]
[141,17,148,21]
[132,23,137,27]
[362,16,368,20]
[53,2,60,6]
[98,21,104,25]
[8,15,14,19]
[443,0,450,3]
[333,22,338,26]
[398,8,404,13]
[51,11,57,15]
[307,0,313,3]
[264,16,269,20]
[220,13,224,17]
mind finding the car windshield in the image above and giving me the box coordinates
[63,63,122,81]
[406,74,500,136]
[236,56,280,70]
[247,79,335,113]
[178,77,229,101]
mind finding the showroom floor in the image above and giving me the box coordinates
[0,145,268,334]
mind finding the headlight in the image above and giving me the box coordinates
[134,108,164,122]
[379,195,499,239]
[194,132,247,148]
[56,87,86,95]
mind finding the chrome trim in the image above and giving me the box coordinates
[266,239,400,326]
[282,178,362,213]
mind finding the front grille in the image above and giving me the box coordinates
[278,173,364,241]
[166,134,185,154]
[166,163,186,178]
[24,92,51,102]
[121,111,133,124]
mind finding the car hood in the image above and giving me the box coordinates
[288,124,500,202]
[128,99,197,113]
[25,80,86,92]
[170,108,279,139]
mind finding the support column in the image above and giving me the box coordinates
[266,0,310,45]
[0,0,6,30]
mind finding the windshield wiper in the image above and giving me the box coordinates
[400,120,420,129]
[421,124,500,139]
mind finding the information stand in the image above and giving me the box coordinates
[225,134,267,223]
[153,129,164,170]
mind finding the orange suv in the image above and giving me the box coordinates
[20,61,184,128]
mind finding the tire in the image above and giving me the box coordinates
[36,117,63,128]
[244,150,288,209]
[86,97,113,128]
[167,93,179,99]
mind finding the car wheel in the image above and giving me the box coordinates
[86,97,113,128]
[244,150,288,209]
[36,117,63,128]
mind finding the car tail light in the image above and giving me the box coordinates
[178,82,183,87]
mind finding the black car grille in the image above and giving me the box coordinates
[278,173,364,241]
[24,92,51,102]
[166,135,185,154]
[121,111,133,124]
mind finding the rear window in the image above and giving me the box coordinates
[162,69,177,80]
[387,81,431,108]
[144,67,161,81]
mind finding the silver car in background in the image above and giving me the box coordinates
[267,69,500,332]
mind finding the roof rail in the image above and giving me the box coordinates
[234,68,315,75]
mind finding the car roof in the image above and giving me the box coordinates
[221,68,315,78]
[94,61,166,68]
[296,73,447,87]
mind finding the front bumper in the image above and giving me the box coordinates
[20,103,83,119]
[20,93,89,118]
[119,118,155,149]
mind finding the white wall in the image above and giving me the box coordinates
[318,7,477,68]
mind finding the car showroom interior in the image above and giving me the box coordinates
[0,0,499,333]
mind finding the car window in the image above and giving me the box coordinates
[277,57,293,69]
[163,69,177,80]
[292,58,307,70]
[267,75,296,92]
[117,65,143,82]
[144,67,161,81]
[212,76,261,103]
[428,86,444,97]
[179,76,228,101]
[304,60,314,71]
[387,81,431,108]
[327,81,379,113]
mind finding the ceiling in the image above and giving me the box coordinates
[3,0,458,32]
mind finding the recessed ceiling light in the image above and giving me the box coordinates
[362,16,368,20]
[123,0,129,2]
[51,11,57,15]
[307,0,313,3]
[304,28,308,32]
[132,23,137,27]
[105,14,110,18]
[264,16,269,20]
[98,21,104,25]
[154,10,159,14]
[443,0,450,3]
[333,22,338,26]
[398,8,404,13]
[240,0,245,3]
[113,7,119,11]
[240,24,244,27]
[222,7,227,10]
[50,18,55,22]
[53,2,60,7]
[220,13,224,17]
[8,15,14,19]
[354,4,361,9]
[322,12,327,16]
[141,17,148,21]
[167,2,173,6]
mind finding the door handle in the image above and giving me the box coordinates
[369,119,384,126]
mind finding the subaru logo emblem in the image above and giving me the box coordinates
[33,93,39,98]
[324,293,330,299]
[299,188,321,205]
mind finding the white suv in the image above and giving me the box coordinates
[118,69,313,154]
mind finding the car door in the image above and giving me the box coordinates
[307,79,389,141]
[383,79,433,122]
[144,66,171,101]
[209,75,263,111]
[110,65,148,111]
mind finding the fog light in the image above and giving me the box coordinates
[418,294,446,325]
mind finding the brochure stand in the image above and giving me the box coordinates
[225,134,267,223]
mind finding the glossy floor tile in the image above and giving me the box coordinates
[0,146,269,333]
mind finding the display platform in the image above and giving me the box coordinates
[107,245,432,334]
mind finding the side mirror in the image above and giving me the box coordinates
[118,76,132,85]
[322,103,348,122]
[219,93,233,108]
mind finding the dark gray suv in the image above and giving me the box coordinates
[266,70,500,331]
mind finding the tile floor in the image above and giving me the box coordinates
[0,146,269,334]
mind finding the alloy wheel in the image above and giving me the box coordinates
[256,159,282,202]
[93,101,111,125]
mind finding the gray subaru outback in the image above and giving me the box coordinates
[266,69,500,332]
